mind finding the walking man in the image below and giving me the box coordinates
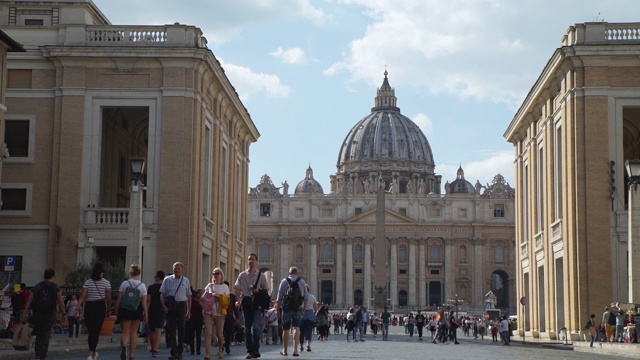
[276,266,307,356]
[22,268,66,360]
[234,253,269,359]
[160,262,192,360]
[381,306,391,341]
[147,270,165,358]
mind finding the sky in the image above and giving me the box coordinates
[93,0,639,193]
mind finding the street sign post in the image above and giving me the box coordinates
[520,296,527,343]
[4,256,15,271]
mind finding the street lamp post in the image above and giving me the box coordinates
[626,159,640,303]
[126,156,145,269]
[446,293,464,318]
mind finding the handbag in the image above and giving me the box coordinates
[251,271,271,311]
[12,323,31,351]
[200,291,215,312]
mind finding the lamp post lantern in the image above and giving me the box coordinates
[126,156,146,269]
[626,159,640,303]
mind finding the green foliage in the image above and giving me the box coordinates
[64,259,128,291]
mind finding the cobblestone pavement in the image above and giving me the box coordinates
[31,328,631,360]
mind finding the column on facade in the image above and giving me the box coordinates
[419,241,426,307]
[364,237,372,307]
[280,237,289,280]
[346,237,354,306]
[309,237,318,294]
[444,237,454,300]
[472,237,485,311]
[335,237,344,306]
[408,238,416,306]
[390,238,398,307]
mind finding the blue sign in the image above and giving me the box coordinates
[4,256,16,271]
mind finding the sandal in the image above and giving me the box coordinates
[306,346,311,352]
[279,351,288,356]
[293,353,299,357]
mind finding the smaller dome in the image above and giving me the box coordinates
[295,165,324,195]
[446,166,475,194]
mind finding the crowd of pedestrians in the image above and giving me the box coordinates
[16,255,526,360]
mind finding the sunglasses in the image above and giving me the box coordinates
[213,272,221,276]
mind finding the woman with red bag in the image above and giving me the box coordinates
[202,268,230,359]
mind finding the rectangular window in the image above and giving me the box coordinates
[321,208,333,217]
[537,146,544,231]
[427,207,441,217]
[399,269,407,275]
[4,119,30,158]
[430,269,440,275]
[399,208,407,216]
[321,268,332,274]
[0,184,32,216]
[7,69,32,88]
[203,124,212,218]
[295,208,304,218]
[260,203,271,217]
[24,19,44,25]
[354,268,362,274]
[458,208,467,218]
[221,146,229,228]
[354,207,362,216]
[554,125,563,219]
[494,204,505,218]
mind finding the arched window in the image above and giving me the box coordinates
[494,245,505,264]
[459,245,467,264]
[295,244,304,263]
[429,244,441,261]
[399,290,408,306]
[322,243,333,260]
[354,244,363,263]
[354,289,363,307]
[399,244,408,263]
[259,243,271,262]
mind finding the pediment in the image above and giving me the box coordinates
[346,208,416,224]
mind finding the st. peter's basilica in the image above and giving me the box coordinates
[248,72,515,314]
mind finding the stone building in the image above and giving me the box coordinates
[249,72,516,314]
[504,22,640,339]
[0,0,259,287]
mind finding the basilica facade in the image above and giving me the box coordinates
[248,73,516,314]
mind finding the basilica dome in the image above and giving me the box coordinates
[295,165,324,195]
[333,72,440,194]
[447,166,475,194]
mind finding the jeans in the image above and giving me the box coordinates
[242,301,263,354]
[68,315,80,337]
[382,323,389,340]
[32,311,55,359]
[300,319,315,344]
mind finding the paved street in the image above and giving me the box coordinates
[36,327,630,360]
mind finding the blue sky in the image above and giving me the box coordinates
[94,0,638,192]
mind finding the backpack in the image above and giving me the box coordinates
[219,293,230,316]
[607,311,617,326]
[120,280,142,311]
[33,281,57,312]
[585,320,592,330]
[283,277,303,310]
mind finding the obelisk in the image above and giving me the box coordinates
[373,173,388,313]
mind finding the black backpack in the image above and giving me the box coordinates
[33,281,57,312]
[283,277,303,310]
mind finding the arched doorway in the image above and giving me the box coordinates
[320,280,333,305]
[490,270,509,310]
[399,290,408,306]
[354,289,363,306]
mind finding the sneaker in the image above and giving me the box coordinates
[120,345,127,360]
[217,350,224,359]
[245,354,252,359]
[204,354,212,360]
[152,351,159,358]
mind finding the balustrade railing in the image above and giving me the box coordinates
[85,208,128,225]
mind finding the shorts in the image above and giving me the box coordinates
[118,306,143,321]
[281,308,302,331]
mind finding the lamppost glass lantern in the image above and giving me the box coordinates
[130,157,146,184]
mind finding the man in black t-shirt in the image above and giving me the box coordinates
[147,270,165,358]
[415,310,426,340]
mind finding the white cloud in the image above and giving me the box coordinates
[270,47,308,64]
[218,59,291,101]
[412,113,433,136]
[438,150,515,185]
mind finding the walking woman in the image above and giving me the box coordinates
[300,284,319,351]
[76,262,111,360]
[114,264,148,360]
[202,267,230,359]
